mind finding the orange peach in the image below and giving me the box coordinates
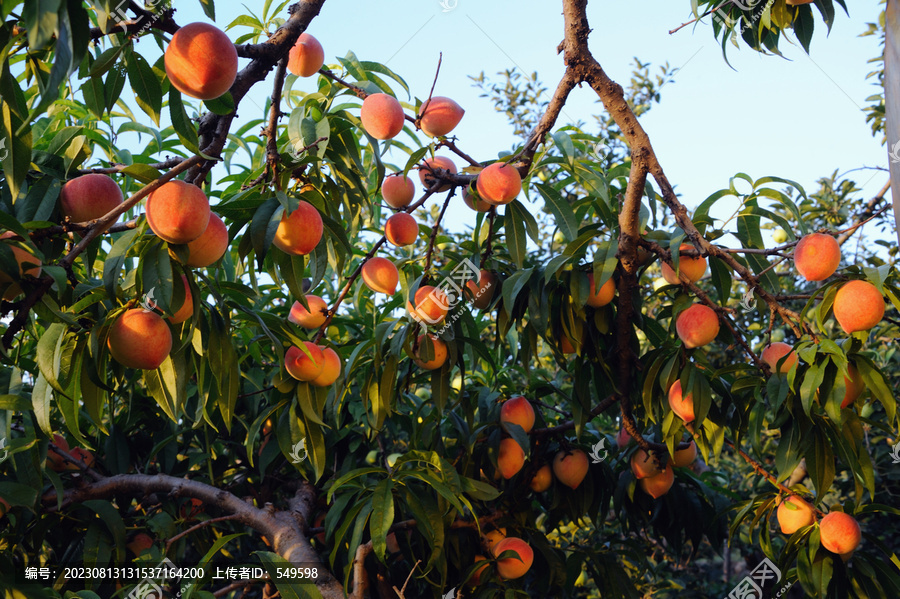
[185,213,228,267]
[630,448,660,479]
[59,174,123,223]
[407,285,449,324]
[483,528,506,551]
[672,441,697,468]
[839,363,865,408]
[165,23,237,100]
[667,380,695,423]
[273,201,323,256]
[413,334,448,370]
[169,274,193,324]
[639,467,674,498]
[552,449,589,490]
[529,464,552,492]
[497,438,525,479]
[310,347,341,387]
[675,303,719,348]
[127,533,154,556]
[491,537,533,579]
[586,273,615,308]
[794,233,840,282]
[384,212,418,247]
[661,244,707,285]
[417,96,465,137]
[462,187,492,212]
[146,180,211,244]
[0,231,42,300]
[470,555,489,586]
[465,270,497,310]
[46,434,70,472]
[559,334,577,355]
[476,162,521,205]
[0,496,9,517]
[760,342,797,374]
[418,156,456,192]
[819,512,861,555]
[107,309,173,370]
[360,93,405,140]
[776,495,816,534]
[66,446,93,469]
[285,342,326,382]
[382,175,415,208]
[288,295,328,329]
[833,280,884,334]
[500,396,535,433]
[361,257,399,294]
[287,33,324,77]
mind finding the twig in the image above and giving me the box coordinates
[350,541,373,599]
[393,560,421,599]
[423,190,455,272]
[415,53,443,132]
[165,514,241,553]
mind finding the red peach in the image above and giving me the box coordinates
[491,537,533,579]
[675,303,719,348]
[273,201,323,256]
[552,449,589,489]
[59,174,123,223]
[638,467,674,498]
[500,396,535,433]
[667,380,695,423]
[819,512,861,555]
[407,285,449,324]
[310,346,341,387]
[164,22,237,100]
[360,93,405,140]
[361,257,399,294]
[145,180,211,244]
[476,162,522,205]
[169,274,193,324]
[185,213,228,267]
[0,231,42,300]
[760,342,797,374]
[107,309,173,370]
[833,280,884,334]
[465,270,497,310]
[287,33,324,77]
[794,233,840,282]
[776,495,816,534]
[418,156,456,192]
[497,438,525,479]
[413,334,448,370]
[529,464,552,492]
[661,243,707,285]
[586,273,615,308]
[417,96,465,137]
[288,295,328,329]
[384,212,418,247]
[382,175,415,208]
[285,342,326,381]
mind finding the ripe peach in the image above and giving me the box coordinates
[360,93,405,140]
[470,555,489,586]
[661,244,707,285]
[529,464,552,492]
[616,427,631,449]
[672,441,697,468]
[418,156,456,192]
[559,334,577,355]
[417,96,465,137]
[287,33,324,77]
[500,396,535,433]
[553,449,589,489]
[386,531,401,554]
[127,533,154,556]
[361,257,399,294]
[497,438,525,479]
[407,285,449,324]
[491,537,533,579]
[169,274,193,324]
[285,342,326,381]
[476,162,522,205]
[675,303,719,348]
[288,295,328,329]
[0,496,9,517]
[310,346,341,387]
[794,233,840,281]
[760,342,797,374]
[776,495,816,534]
[483,528,506,551]
[667,380,695,423]
[273,201,323,256]
[839,363,865,408]
[67,447,94,470]
[413,334,448,370]
[384,212,418,247]
[465,270,497,310]
[0,231,42,300]
[59,174,123,223]
[833,280,884,334]
[586,273,615,308]
[463,187,492,212]
[382,175,415,208]
[46,434,70,472]
[630,448,660,479]
[164,22,237,100]
[819,512,861,555]
[107,309,173,370]
[185,213,228,267]
[146,180,210,244]
[638,467,674,498]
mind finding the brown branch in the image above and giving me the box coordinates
[392,560,421,599]
[516,70,578,170]
[423,191,455,272]
[532,395,617,436]
[350,541,373,599]
[88,2,179,40]
[414,53,443,133]
[213,579,264,598]
[263,57,290,189]
[165,514,241,553]
[836,180,892,245]
[435,138,480,167]
[479,207,498,269]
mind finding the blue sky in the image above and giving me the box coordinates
[177,0,888,240]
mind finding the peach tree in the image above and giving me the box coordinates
[0,0,898,598]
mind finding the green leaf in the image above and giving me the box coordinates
[199,0,215,20]
[120,163,162,183]
[205,92,235,115]
[36,323,68,395]
[169,88,200,153]
[126,50,162,125]
[370,478,395,562]
[0,102,33,200]
[22,0,60,49]
[504,204,526,268]
[536,184,579,242]
[102,229,139,302]
[82,500,127,564]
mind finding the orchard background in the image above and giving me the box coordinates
[0,0,899,598]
